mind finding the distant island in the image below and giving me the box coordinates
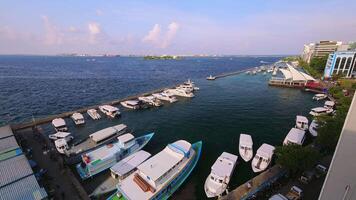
[144,55,182,60]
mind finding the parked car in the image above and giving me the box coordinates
[299,170,316,184]
[315,164,328,178]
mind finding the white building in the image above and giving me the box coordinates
[324,51,356,78]
[302,41,347,63]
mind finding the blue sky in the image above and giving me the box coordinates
[0,0,355,55]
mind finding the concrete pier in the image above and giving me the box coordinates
[220,165,287,200]
[214,68,253,79]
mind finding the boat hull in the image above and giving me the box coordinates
[239,149,253,162]
[76,133,154,180]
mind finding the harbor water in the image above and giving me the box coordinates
[0,56,323,199]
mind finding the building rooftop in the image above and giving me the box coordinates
[319,94,356,199]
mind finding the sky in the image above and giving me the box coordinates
[0,0,356,55]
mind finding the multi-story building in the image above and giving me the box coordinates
[302,41,347,63]
[324,51,356,78]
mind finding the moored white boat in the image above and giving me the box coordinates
[138,96,162,107]
[152,92,178,103]
[239,134,253,162]
[120,100,145,110]
[71,112,85,125]
[58,124,128,157]
[251,144,275,173]
[283,128,306,146]
[309,107,333,116]
[49,131,73,141]
[309,119,319,137]
[165,88,194,98]
[76,132,154,180]
[295,115,308,131]
[108,140,202,200]
[313,94,327,101]
[87,109,101,120]
[207,75,216,80]
[324,100,335,110]
[89,150,152,197]
[52,118,68,132]
[99,105,120,118]
[204,152,238,198]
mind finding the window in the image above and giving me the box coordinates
[344,57,352,70]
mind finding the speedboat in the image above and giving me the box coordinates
[58,124,128,157]
[239,134,253,162]
[108,140,202,200]
[152,92,178,103]
[251,144,275,173]
[87,109,101,120]
[309,119,319,137]
[52,118,68,132]
[283,128,306,146]
[138,96,162,107]
[295,115,308,131]
[49,131,73,141]
[204,152,238,198]
[309,107,333,116]
[76,132,154,180]
[89,150,152,197]
[71,112,85,125]
[99,105,120,118]
[207,75,216,80]
[313,94,327,101]
[324,101,335,110]
[120,100,146,110]
[165,88,194,98]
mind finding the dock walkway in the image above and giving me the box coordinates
[220,165,287,200]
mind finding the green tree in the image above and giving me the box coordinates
[275,145,320,174]
[309,56,328,73]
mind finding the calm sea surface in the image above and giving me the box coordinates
[0,56,323,199]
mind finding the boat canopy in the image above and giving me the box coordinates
[240,134,253,147]
[118,133,134,144]
[110,150,151,177]
[211,152,238,178]
[124,100,139,105]
[296,115,308,124]
[257,144,275,158]
[52,118,66,127]
[71,112,84,120]
[137,140,190,182]
[325,101,335,107]
[89,124,127,143]
[52,132,71,138]
[315,94,326,97]
[286,128,306,144]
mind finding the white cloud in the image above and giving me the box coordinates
[161,22,179,48]
[142,22,179,48]
[42,15,62,45]
[142,24,161,43]
[88,22,101,43]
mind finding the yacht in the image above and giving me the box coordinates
[152,92,178,103]
[313,94,327,101]
[295,115,308,131]
[283,128,306,146]
[108,140,202,200]
[165,88,194,98]
[207,75,216,80]
[99,105,120,118]
[239,134,253,162]
[49,131,73,141]
[251,144,275,173]
[52,118,68,132]
[57,124,127,158]
[90,150,152,197]
[309,119,319,137]
[76,132,154,180]
[252,70,257,75]
[120,100,146,110]
[71,112,85,125]
[87,109,101,120]
[138,96,163,107]
[184,79,199,90]
[309,107,333,116]
[204,152,238,198]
